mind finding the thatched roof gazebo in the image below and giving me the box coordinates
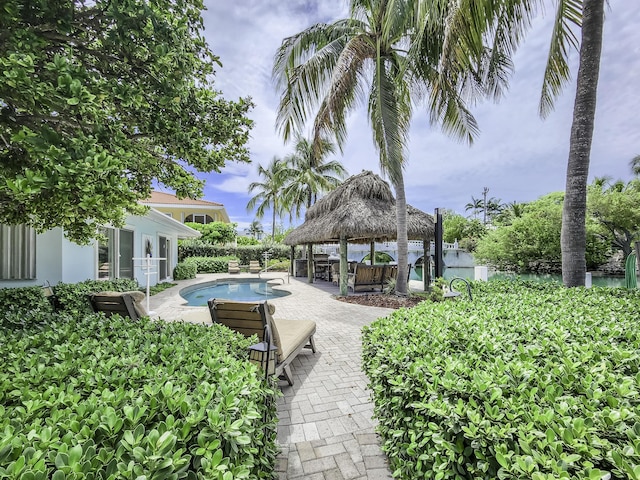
[283,170,435,294]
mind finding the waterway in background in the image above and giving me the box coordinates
[412,266,626,288]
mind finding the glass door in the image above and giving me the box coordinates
[119,229,134,279]
[158,236,168,281]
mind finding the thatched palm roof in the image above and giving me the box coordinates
[283,170,434,245]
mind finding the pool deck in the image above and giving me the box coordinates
[149,272,423,479]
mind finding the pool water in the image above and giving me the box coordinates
[180,279,290,306]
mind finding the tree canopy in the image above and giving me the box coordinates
[474,192,609,272]
[184,221,237,245]
[0,0,253,243]
[588,178,640,257]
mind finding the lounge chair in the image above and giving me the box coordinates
[228,259,241,274]
[249,260,261,274]
[208,298,316,385]
[89,291,148,320]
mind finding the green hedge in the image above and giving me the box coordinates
[178,240,294,264]
[362,281,640,479]
[174,261,197,280]
[0,286,54,328]
[0,313,280,479]
[184,256,239,274]
[0,279,140,323]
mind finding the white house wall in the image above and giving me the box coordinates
[1,228,64,288]
[2,211,193,289]
[127,216,181,287]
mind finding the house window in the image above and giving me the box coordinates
[98,228,134,280]
[0,224,36,280]
[185,214,214,224]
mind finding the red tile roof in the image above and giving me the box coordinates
[141,191,223,207]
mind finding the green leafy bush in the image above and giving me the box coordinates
[184,221,237,244]
[0,313,280,479]
[53,278,139,315]
[184,256,238,274]
[362,281,640,479]
[173,261,197,280]
[0,286,54,328]
[178,240,293,265]
[266,259,290,272]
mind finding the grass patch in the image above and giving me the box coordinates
[145,282,177,296]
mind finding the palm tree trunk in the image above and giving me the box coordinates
[271,206,276,240]
[561,0,604,287]
[394,174,409,296]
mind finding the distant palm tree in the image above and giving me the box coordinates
[465,197,483,219]
[246,157,285,240]
[273,1,496,295]
[248,220,263,239]
[485,197,504,224]
[630,155,640,176]
[280,134,347,219]
[507,201,526,219]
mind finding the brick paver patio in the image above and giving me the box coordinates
[150,272,397,479]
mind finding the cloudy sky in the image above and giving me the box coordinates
[175,1,640,232]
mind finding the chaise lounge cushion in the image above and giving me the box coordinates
[270,318,316,362]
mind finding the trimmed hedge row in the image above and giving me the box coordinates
[185,256,239,274]
[178,240,294,264]
[0,311,280,479]
[362,281,640,479]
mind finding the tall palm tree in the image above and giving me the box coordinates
[273,0,496,295]
[280,134,347,220]
[559,0,605,286]
[246,157,285,240]
[448,0,604,286]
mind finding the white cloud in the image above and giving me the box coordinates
[199,0,640,224]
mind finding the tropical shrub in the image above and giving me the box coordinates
[173,261,197,280]
[184,256,238,274]
[362,281,640,479]
[475,192,609,272]
[0,313,280,479]
[178,240,292,264]
[0,286,54,328]
[237,236,260,246]
[184,221,238,244]
[266,259,290,272]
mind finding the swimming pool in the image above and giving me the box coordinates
[180,278,291,306]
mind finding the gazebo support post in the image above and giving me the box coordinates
[423,239,429,291]
[369,241,375,265]
[290,246,295,276]
[340,236,348,296]
[307,244,314,283]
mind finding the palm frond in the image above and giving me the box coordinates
[313,33,374,150]
[539,0,582,118]
[273,20,362,141]
[369,58,411,186]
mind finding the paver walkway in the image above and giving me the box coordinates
[150,273,396,479]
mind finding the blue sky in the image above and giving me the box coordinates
[161,1,640,232]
